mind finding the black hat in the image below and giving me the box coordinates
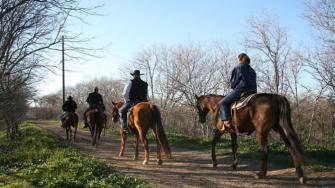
[67,96,73,100]
[130,70,143,76]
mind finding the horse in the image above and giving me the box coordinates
[86,108,106,146]
[111,101,127,157]
[63,112,78,142]
[195,93,306,184]
[112,101,172,165]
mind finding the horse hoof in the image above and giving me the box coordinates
[142,160,148,165]
[231,164,237,170]
[299,176,306,184]
[212,161,218,168]
[254,172,266,179]
[157,159,163,165]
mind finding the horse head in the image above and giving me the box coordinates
[111,101,124,123]
[195,95,209,123]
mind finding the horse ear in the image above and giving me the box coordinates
[195,94,199,99]
[112,101,116,105]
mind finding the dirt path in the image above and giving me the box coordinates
[37,121,335,188]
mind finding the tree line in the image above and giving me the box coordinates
[1,0,334,148]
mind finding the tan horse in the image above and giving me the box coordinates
[86,109,106,146]
[112,101,172,165]
[63,112,78,142]
[195,94,306,184]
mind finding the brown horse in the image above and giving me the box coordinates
[112,101,172,165]
[195,93,306,184]
[63,112,78,142]
[111,101,127,157]
[86,109,106,146]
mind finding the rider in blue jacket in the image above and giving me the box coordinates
[220,53,257,132]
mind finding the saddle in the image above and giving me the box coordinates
[231,91,257,110]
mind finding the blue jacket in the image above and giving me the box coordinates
[230,63,257,93]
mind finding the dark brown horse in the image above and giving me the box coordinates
[112,101,172,165]
[86,109,106,146]
[195,93,306,184]
[63,112,78,142]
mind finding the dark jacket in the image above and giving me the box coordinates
[230,63,257,93]
[129,78,148,104]
[62,100,77,112]
[86,92,103,106]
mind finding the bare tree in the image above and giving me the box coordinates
[0,0,98,139]
[244,14,290,94]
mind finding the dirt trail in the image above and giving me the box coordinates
[37,121,335,188]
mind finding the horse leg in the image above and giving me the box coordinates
[277,127,305,183]
[69,127,72,142]
[133,132,139,160]
[92,125,97,146]
[211,129,222,167]
[231,132,239,170]
[66,127,69,140]
[118,127,127,157]
[255,131,268,179]
[74,123,77,142]
[139,131,149,165]
[152,130,162,165]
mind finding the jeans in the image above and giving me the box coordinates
[120,102,132,129]
[219,90,241,121]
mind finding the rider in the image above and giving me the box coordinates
[220,53,257,132]
[61,96,77,128]
[83,87,105,128]
[120,70,148,133]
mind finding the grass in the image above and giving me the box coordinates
[0,122,149,188]
[155,132,335,172]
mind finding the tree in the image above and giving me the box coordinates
[244,14,290,94]
[0,0,97,139]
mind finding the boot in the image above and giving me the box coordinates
[221,120,232,132]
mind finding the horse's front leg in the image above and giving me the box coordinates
[255,131,268,179]
[231,132,238,170]
[118,127,127,157]
[212,129,223,167]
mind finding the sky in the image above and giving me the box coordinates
[37,0,316,96]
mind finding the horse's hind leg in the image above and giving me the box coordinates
[66,127,69,140]
[152,130,162,165]
[211,129,222,167]
[277,127,305,183]
[133,132,139,160]
[231,132,238,170]
[74,123,77,142]
[139,130,149,165]
[255,131,269,179]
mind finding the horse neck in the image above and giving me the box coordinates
[204,96,223,114]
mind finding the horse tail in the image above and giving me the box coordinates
[278,96,305,164]
[151,104,172,159]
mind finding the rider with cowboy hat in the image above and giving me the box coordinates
[120,70,148,133]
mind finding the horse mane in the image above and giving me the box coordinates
[199,94,224,99]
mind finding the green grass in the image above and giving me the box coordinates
[0,122,149,188]
[160,132,335,172]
